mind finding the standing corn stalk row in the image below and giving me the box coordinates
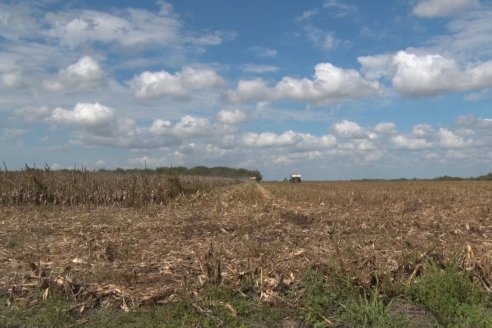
[0,169,237,206]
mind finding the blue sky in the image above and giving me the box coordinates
[1,0,491,180]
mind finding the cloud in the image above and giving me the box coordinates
[186,31,237,46]
[150,115,211,137]
[434,8,492,59]
[240,64,280,74]
[391,52,460,97]
[304,25,341,52]
[374,122,396,135]
[1,71,27,88]
[28,105,492,178]
[229,63,383,105]
[50,103,140,148]
[275,63,382,103]
[229,79,271,103]
[457,116,492,131]
[390,124,474,150]
[50,102,114,127]
[412,124,433,137]
[412,0,479,18]
[15,106,51,122]
[243,130,337,150]
[437,128,473,148]
[0,2,41,41]
[130,66,224,99]
[217,109,247,125]
[45,6,182,49]
[2,128,25,140]
[391,135,433,150]
[333,120,367,138]
[43,56,106,92]
[295,9,320,22]
[323,0,357,17]
[0,1,232,59]
[359,50,492,97]
[358,53,394,80]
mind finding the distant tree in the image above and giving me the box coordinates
[153,165,262,180]
[475,172,492,180]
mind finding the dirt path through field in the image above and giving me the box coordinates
[255,182,273,200]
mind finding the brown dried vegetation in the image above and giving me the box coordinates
[1,178,491,319]
[0,169,236,206]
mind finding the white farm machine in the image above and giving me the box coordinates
[289,173,302,183]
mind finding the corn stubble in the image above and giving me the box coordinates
[0,177,491,320]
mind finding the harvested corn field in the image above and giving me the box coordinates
[1,179,492,326]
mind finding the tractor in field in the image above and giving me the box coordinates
[289,173,302,183]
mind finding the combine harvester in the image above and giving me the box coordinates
[289,173,302,183]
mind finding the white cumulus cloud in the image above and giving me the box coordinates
[359,51,492,98]
[130,66,224,99]
[150,115,211,137]
[333,120,367,138]
[412,124,434,137]
[437,128,472,148]
[243,130,336,150]
[391,135,433,150]
[374,122,396,134]
[50,102,114,127]
[217,109,247,125]
[229,63,383,105]
[43,56,106,92]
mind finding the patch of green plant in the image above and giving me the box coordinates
[200,284,285,327]
[1,284,287,328]
[299,268,409,327]
[410,263,492,327]
[299,268,353,327]
[301,269,337,327]
[341,289,407,328]
[0,295,76,328]
[85,300,208,328]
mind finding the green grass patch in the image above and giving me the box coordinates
[410,263,492,327]
[341,289,406,328]
[3,263,491,327]
[0,284,286,328]
[299,268,405,327]
[0,295,76,328]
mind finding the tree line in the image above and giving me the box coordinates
[108,166,263,181]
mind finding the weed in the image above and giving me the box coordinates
[199,284,285,327]
[300,268,408,327]
[300,268,357,327]
[341,289,406,328]
[301,269,339,327]
[410,263,492,327]
[0,284,287,328]
[0,295,76,328]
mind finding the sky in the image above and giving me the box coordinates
[0,0,491,180]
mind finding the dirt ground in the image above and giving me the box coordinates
[1,181,491,312]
